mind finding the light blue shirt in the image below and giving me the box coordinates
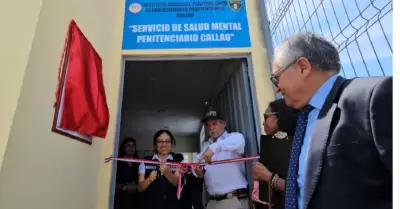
[194,131,248,195]
[297,74,339,209]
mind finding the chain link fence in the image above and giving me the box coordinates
[263,0,393,78]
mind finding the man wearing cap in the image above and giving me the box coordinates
[193,109,249,209]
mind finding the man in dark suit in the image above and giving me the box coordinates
[264,32,392,209]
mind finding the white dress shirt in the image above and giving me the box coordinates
[194,131,248,195]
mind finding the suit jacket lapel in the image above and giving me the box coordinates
[303,76,346,209]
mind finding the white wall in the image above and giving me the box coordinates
[0,0,119,208]
[0,0,43,172]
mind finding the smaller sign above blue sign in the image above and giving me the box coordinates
[122,0,251,50]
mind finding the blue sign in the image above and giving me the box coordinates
[122,0,251,49]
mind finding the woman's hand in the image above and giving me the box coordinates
[148,170,157,182]
[159,162,169,174]
[252,161,272,182]
[160,162,180,186]
[138,171,156,192]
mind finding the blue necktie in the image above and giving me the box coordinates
[284,104,314,209]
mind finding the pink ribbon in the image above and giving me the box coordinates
[252,181,274,207]
[104,155,260,199]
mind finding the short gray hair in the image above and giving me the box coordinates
[274,32,341,73]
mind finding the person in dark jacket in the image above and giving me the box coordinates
[252,99,299,209]
[114,137,141,209]
[138,130,182,209]
[262,98,298,137]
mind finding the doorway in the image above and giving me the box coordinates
[109,55,261,209]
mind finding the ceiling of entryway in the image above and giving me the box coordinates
[119,59,241,151]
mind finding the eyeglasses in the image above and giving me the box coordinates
[157,140,172,145]
[263,112,278,121]
[270,58,299,87]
